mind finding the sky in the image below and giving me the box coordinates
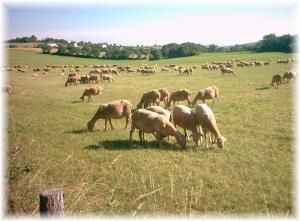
[3,0,298,46]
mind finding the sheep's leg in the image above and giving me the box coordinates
[108,118,114,130]
[184,128,190,140]
[104,119,108,131]
[138,130,143,143]
[129,126,135,141]
[125,117,129,130]
[204,130,209,148]
[88,96,92,102]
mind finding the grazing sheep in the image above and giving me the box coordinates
[65,75,80,87]
[167,89,192,107]
[87,100,132,131]
[192,86,220,106]
[195,104,226,148]
[4,85,12,96]
[283,70,296,83]
[137,90,161,109]
[102,74,114,83]
[31,73,38,77]
[271,74,283,88]
[220,67,236,75]
[130,109,186,148]
[80,86,103,102]
[173,105,201,146]
[158,88,170,108]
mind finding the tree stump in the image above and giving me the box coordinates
[40,188,64,216]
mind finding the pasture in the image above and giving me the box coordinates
[5,49,295,216]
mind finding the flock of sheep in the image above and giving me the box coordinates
[3,57,295,149]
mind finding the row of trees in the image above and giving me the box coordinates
[7,35,68,44]
[11,33,296,60]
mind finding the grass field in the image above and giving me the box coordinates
[5,49,295,216]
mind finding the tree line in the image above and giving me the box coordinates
[6,33,296,60]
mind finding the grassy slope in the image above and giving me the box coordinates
[6,49,295,216]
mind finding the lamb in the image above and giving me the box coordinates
[172,105,201,146]
[283,70,296,83]
[167,89,192,107]
[220,67,236,75]
[192,86,220,106]
[80,86,103,102]
[271,74,283,88]
[158,88,170,108]
[137,90,161,109]
[87,99,132,131]
[129,109,186,148]
[195,104,226,148]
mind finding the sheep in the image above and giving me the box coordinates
[129,109,186,148]
[195,103,226,149]
[161,67,170,72]
[87,99,132,131]
[192,86,220,106]
[220,67,236,75]
[80,86,103,102]
[271,74,283,88]
[158,88,170,108]
[3,85,12,96]
[65,75,80,87]
[167,89,192,107]
[283,70,296,83]
[172,105,201,146]
[102,74,114,83]
[137,90,161,109]
[146,105,172,141]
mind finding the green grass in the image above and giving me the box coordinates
[6,49,295,216]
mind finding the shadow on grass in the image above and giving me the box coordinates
[66,128,90,134]
[84,139,185,151]
[255,86,271,90]
[71,100,83,104]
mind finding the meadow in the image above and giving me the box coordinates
[5,49,295,216]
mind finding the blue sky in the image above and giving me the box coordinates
[5,1,297,46]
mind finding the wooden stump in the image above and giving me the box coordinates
[40,188,64,216]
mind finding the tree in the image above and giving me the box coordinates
[149,48,162,60]
[40,44,51,54]
[208,44,218,52]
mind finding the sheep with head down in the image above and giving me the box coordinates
[158,88,170,108]
[87,99,132,131]
[137,90,161,109]
[192,86,220,106]
[80,86,103,102]
[271,74,283,88]
[172,105,201,147]
[130,109,186,148]
[195,103,226,149]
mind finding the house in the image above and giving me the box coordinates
[47,43,58,48]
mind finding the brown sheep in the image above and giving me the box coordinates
[87,100,132,131]
[65,75,80,87]
[192,86,220,106]
[167,89,192,107]
[283,70,296,83]
[102,74,114,83]
[195,104,226,149]
[271,74,283,88]
[137,90,161,109]
[130,109,186,148]
[80,86,103,102]
[158,88,170,108]
[220,67,236,75]
[173,105,201,146]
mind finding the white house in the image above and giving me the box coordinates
[47,43,58,48]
